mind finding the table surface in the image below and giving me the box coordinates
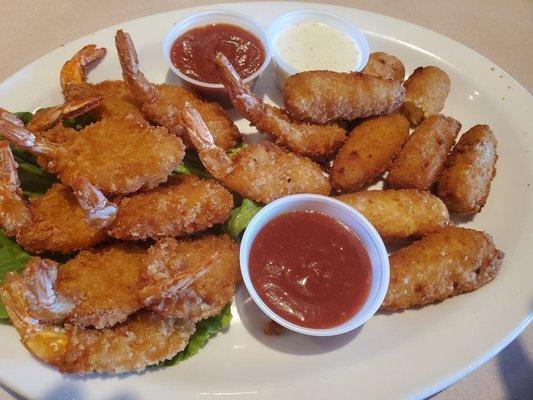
[0,1,531,399]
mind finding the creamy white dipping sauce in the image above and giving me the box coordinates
[274,22,360,72]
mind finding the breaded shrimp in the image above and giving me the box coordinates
[362,52,405,82]
[437,125,498,215]
[182,104,331,203]
[283,71,405,123]
[400,66,450,126]
[0,143,112,253]
[107,175,234,240]
[0,114,185,195]
[115,30,239,150]
[216,53,346,160]
[145,235,240,322]
[336,189,451,242]
[381,227,503,311]
[330,114,410,192]
[60,44,143,119]
[0,271,195,374]
[387,115,461,190]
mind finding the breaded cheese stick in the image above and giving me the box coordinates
[336,189,451,241]
[362,52,405,82]
[330,114,410,192]
[400,66,450,125]
[437,124,498,215]
[387,115,461,189]
[381,227,503,311]
[283,71,405,123]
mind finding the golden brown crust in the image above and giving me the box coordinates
[381,227,503,311]
[400,66,450,125]
[387,115,461,190]
[437,125,498,214]
[336,189,451,241]
[330,114,410,192]
[108,175,233,240]
[362,52,406,82]
[283,71,405,123]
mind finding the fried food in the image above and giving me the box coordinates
[437,125,498,215]
[0,271,195,373]
[336,189,451,241]
[115,30,239,150]
[283,71,405,123]
[381,227,503,311]
[362,52,405,82]
[60,45,143,119]
[107,175,234,240]
[182,104,331,203]
[145,235,240,322]
[0,114,185,195]
[0,143,111,253]
[400,66,450,125]
[387,115,461,190]
[216,53,346,160]
[330,114,410,192]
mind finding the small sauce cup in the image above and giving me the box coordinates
[268,9,370,91]
[162,10,272,107]
[240,194,389,337]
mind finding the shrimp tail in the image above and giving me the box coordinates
[71,178,118,229]
[0,108,25,127]
[0,119,57,156]
[60,44,107,94]
[115,30,158,104]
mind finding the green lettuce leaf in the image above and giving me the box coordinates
[62,113,93,130]
[225,198,262,240]
[13,112,33,125]
[174,150,211,179]
[164,303,232,365]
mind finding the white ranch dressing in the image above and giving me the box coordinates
[274,22,360,72]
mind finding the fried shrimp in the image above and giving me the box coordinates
[330,114,410,192]
[216,53,346,160]
[0,114,185,195]
[400,66,450,126]
[387,115,461,190]
[60,44,143,119]
[437,125,498,215]
[283,71,405,123]
[107,175,234,240]
[182,104,331,203]
[381,227,503,311]
[0,271,195,374]
[145,235,240,322]
[115,30,239,150]
[362,52,405,82]
[0,143,112,253]
[336,189,451,241]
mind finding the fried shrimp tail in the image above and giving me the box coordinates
[362,52,405,82]
[381,227,503,311]
[216,53,345,159]
[70,178,117,229]
[437,124,498,214]
[0,118,57,156]
[60,44,107,97]
[283,71,405,123]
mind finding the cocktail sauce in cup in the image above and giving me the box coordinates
[240,194,389,337]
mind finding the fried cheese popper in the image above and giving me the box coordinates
[437,124,498,215]
[336,189,451,242]
[361,52,406,82]
[182,103,331,204]
[330,114,410,193]
[115,30,239,150]
[216,53,346,160]
[283,71,405,123]
[400,66,450,126]
[387,115,461,190]
[381,227,503,311]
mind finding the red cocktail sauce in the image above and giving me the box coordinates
[249,210,372,329]
[170,23,265,84]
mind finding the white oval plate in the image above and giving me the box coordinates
[0,2,531,399]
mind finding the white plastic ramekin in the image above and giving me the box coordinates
[268,9,370,91]
[163,10,272,107]
[240,194,389,337]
